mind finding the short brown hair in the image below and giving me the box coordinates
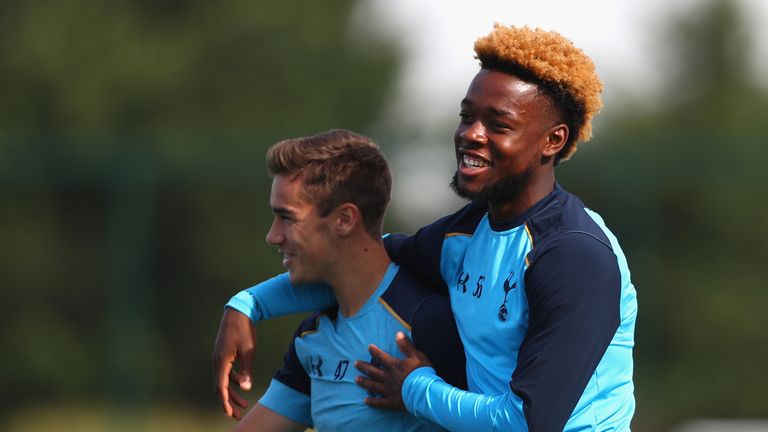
[474,25,603,164]
[266,129,391,238]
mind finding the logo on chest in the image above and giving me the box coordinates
[497,272,518,322]
[308,356,351,381]
[309,355,325,377]
[455,270,518,322]
[456,271,485,298]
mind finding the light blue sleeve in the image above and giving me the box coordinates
[402,367,529,432]
[225,273,337,321]
[258,378,313,426]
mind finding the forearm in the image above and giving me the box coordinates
[402,367,528,432]
[226,273,337,321]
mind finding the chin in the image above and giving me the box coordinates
[461,181,484,196]
[450,171,483,200]
[288,271,321,286]
[287,272,304,285]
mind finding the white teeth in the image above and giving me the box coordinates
[463,155,490,168]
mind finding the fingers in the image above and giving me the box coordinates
[227,368,251,411]
[355,374,387,394]
[354,360,388,381]
[212,308,260,419]
[224,373,249,420]
[216,357,235,417]
[231,402,243,421]
[396,332,431,365]
[358,375,405,411]
[229,387,248,421]
[229,387,249,409]
[364,395,404,410]
[238,346,254,391]
[230,369,250,394]
[368,343,396,368]
[213,355,253,417]
[395,332,416,356]
[222,370,249,420]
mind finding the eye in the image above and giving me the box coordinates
[458,111,472,123]
[275,213,292,222]
[489,120,511,131]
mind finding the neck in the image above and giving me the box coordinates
[325,234,391,317]
[487,172,556,222]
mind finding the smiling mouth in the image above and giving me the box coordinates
[461,154,491,169]
[281,252,295,267]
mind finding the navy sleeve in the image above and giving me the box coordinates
[384,202,488,294]
[512,232,621,431]
[272,314,320,396]
[411,295,467,390]
[384,231,446,293]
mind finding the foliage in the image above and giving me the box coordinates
[557,0,768,429]
[0,0,399,419]
[2,0,767,430]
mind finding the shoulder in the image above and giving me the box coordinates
[523,190,622,307]
[293,308,338,338]
[525,188,614,266]
[433,200,488,236]
[390,201,488,243]
[378,267,446,328]
[380,268,455,343]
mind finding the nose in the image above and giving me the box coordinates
[458,120,487,145]
[266,218,284,246]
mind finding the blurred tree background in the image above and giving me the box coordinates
[1,0,766,431]
[0,0,399,430]
[557,0,768,429]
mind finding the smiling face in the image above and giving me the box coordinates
[265,174,337,285]
[452,69,566,206]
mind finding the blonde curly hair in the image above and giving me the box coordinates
[474,24,603,163]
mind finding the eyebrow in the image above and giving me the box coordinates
[461,98,516,119]
[488,106,515,118]
[271,206,295,217]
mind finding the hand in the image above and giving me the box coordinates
[354,332,432,410]
[212,308,258,420]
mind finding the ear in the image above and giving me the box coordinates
[542,124,569,157]
[334,203,361,237]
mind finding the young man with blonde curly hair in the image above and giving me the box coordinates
[214,26,637,431]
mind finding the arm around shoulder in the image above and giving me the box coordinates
[227,273,336,322]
